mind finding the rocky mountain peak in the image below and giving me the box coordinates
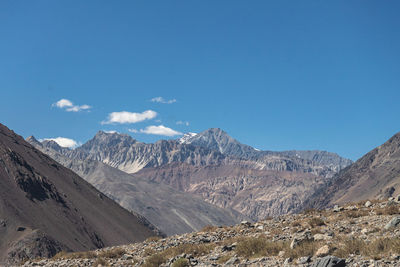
[80,131,137,151]
[26,136,41,146]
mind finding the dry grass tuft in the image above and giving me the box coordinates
[93,258,109,267]
[52,250,97,260]
[236,237,287,258]
[171,258,189,267]
[308,217,325,227]
[344,209,369,218]
[98,248,125,259]
[146,236,162,242]
[200,225,219,232]
[285,240,319,259]
[376,205,399,215]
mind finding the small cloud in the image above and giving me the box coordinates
[176,121,189,126]
[128,129,138,133]
[140,125,182,136]
[103,130,118,134]
[102,110,157,124]
[151,97,177,104]
[52,99,92,112]
[40,137,79,148]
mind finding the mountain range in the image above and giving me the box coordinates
[28,128,352,221]
[27,135,245,236]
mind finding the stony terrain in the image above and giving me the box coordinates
[21,198,400,267]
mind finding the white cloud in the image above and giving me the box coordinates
[102,110,157,124]
[176,121,189,126]
[128,128,138,133]
[53,99,92,112]
[40,137,79,148]
[103,130,118,134]
[140,125,182,136]
[54,99,73,108]
[151,97,177,104]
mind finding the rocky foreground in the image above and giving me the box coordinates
[22,198,400,267]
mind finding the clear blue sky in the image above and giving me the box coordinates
[1,1,399,160]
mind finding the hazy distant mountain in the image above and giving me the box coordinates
[304,132,400,209]
[28,137,245,235]
[0,124,160,265]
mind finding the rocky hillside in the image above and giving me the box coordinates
[135,163,326,220]
[304,132,400,210]
[27,136,245,236]
[0,124,161,265]
[22,198,400,267]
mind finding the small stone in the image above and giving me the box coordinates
[361,228,369,234]
[284,258,292,265]
[384,216,400,230]
[333,205,343,212]
[297,256,311,264]
[365,201,372,208]
[225,256,239,265]
[315,245,330,257]
[314,234,332,241]
[278,250,285,257]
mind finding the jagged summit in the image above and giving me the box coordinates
[79,130,138,151]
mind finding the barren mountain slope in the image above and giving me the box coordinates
[0,124,160,264]
[304,132,400,209]
[135,163,325,220]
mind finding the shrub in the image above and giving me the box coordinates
[308,217,325,227]
[376,205,399,215]
[142,253,166,267]
[285,240,318,259]
[98,248,125,258]
[93,258,109,267]
[200,225,218,232]
[146,236,162,242]
[171,258,189,267]
[236,237,287,258]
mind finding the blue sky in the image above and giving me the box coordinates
[0,1,399,160]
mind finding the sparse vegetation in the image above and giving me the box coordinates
[308,217,325,227]
[142,253,165,267]
[171,258,189,267]
[98,248,125,258]
[200,225,218,232]
[286,240,319,259]
[376,205,399,215]
[146,236,162,242]
[52,250,97,260]
[236,237,287,258]
[93,258,109,267]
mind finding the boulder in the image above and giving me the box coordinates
[384,216,400,230]
[311,256,346,267]
[365,201,372,208]
[315,245,330,257]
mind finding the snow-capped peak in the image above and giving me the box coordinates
[178,132,197,144]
